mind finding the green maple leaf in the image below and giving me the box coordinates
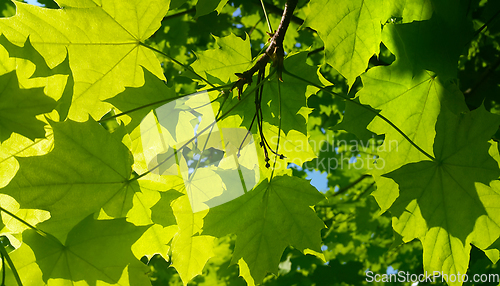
[381,8,471,81]
[382,0,433,23]
[262,52,326,136]
[357,67,466,210]
[334,98,377,142]
[132,224,177,262]
[151,189,183,227]
[9,216,151,286]
[303,0,433,87]
[203,175,325,284]
[131,184,182,261]
[107,71,185,176]
[0,70,56,142]
[191,33,252,85]
[356,10,469,211]
[170,194,216,285]
[0,131,54,191]
[3,0,492,285]
[0,119,138,242]
[196,49,324,173]
[303,0,383,87]
[386,106,500,283]
[485,213,500,262]
[106,68,177,132]
[0,0,169,121]
[191,34,326,161]
[169,0,187,9]
[0,194,50,237]
[194,0,228,17]
[124,179,178,226]
[134,180,182,261]
[0,35,74,121]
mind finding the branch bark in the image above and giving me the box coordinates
[231,0,298,96]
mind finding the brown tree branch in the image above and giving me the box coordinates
[231,0,298,97]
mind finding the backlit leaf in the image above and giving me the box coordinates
[0,0,170,120]
[0,71,56,142]
[387,107,500,283]
[1,119,135,242]
[203,175,325,284]
[9,216,151,286]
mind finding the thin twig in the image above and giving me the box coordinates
[329,174,370,198]
[98,84,231,123]
[0,207,52,242]
[466,7,500,48]
[352,182,375,201]
[131,71,276,182]
[316,181,375,208]
[0,246,22,286]
[248,17,263,36]
[161,7,196,22]
[462,7,500,97]
[1,249,5,286]
[260,0,273,33]
[140,42,215,88]
[231,0,298,95]
[283,69,436,161]
[308,46,324,56]
[270,78,284,177]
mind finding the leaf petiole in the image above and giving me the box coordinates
[282,69,436,161]
[260,0,273,34]
[0,239,22,286]
[98,83,232,123]
[0,207,53,243]
[139,42,215,88]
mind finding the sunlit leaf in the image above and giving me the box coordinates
[0,0,170,120]
[387,107,500,283]
[203,175,325,284]
[1,119,135,242]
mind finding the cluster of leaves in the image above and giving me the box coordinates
[0,0,500,285]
